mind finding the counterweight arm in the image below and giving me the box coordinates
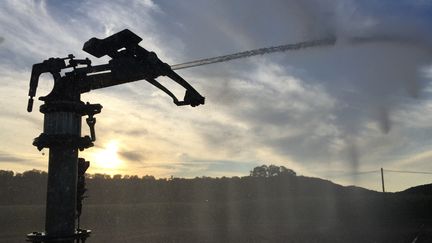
[81,65,204,107]
[79,29,204,107]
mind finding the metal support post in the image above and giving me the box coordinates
[27,101,99,243]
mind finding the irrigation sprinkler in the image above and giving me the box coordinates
[26,29,204,243]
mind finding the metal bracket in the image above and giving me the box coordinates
[33,134,93,151]
[82,103,101,142]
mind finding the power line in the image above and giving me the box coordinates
[312,168,432,178]
[313,168,431,192]
[384,169,432,175]
[321,170,380,178]
[328,169,432,177]
[353,170,381,175]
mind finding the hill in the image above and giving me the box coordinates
[399,183,432,195]
[0,169,431,242]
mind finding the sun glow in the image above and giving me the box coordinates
[93,140,122,170]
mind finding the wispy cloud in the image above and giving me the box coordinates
[119,150,147,163]
[0,152,26,163]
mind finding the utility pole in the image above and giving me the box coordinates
[381,167,385,193]
[25,29,204,243]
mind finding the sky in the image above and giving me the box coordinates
[1,0,432,191]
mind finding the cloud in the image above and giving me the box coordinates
[0,151,45,169]
[206,160,256,174]
[0,0,81,67]
[173,0,432,176]
[191,60,340,164]
[119,150,147,162]
[0,0,431,191]
[137,160,254,178]
[0,152,26,163]
[114,128,148,137]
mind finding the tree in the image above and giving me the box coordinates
[23,169,46,179]
[113,174,122,180]
[0,170,13,179]
[250,165,296,177]
[250,165,268,177]
[268,165,280,177]
[279,166,296,177]
[93,173,111,180]
[142,175,155,181]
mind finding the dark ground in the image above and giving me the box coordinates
[1,171,431,242]
[0,198,431,242]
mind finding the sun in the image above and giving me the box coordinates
[93,140,122,170]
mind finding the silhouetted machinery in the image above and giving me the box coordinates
[26,29,204,243]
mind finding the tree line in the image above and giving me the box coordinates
[0,165,369,205]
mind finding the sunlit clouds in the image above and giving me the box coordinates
[0,0,432,191]
[91,140,122,171]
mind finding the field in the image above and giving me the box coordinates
[1,197,431,243]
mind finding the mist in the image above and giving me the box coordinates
[192,0,432,172]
